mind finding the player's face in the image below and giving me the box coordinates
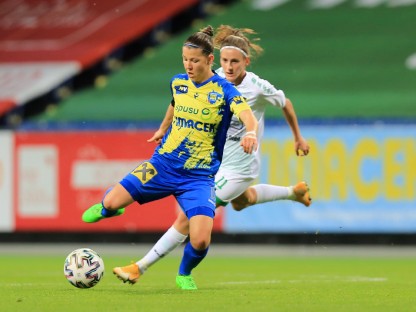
[220,48,250,86]
[182,46,213,84]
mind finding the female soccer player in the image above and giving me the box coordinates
[81,25,259,290]
[111,25,311,289]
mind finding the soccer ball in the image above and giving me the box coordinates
[64,248,105,289]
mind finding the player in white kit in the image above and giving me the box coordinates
[113,25,311,285]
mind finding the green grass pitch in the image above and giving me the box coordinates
[1,249,415,312]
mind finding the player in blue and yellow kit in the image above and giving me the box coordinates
[82,26,258,290]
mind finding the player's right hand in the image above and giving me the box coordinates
[240,133,258,154]
[147,130,165,144]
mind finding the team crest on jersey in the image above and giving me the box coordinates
[175,85,188,94]
[207,91,222,104]
[131,161,158,184]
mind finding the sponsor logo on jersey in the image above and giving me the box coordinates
[174,85,188,94]
[174,116,216,133]
[131,162,158,184]
[175,105,199,114]
[232,95,245,105]
[226,135,241,142]
[201,108,211,120]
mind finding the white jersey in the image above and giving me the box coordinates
[216,68,286,179]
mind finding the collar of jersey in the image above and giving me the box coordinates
[190,70,218,88]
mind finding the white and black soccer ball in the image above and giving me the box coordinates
[64,248,104,289]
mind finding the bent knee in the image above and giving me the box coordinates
[102,196,120,210]
[102,184,133,210]
[190,237,210,250]
[103,191,121,209]
[230,201,247,211]
[231,188,257,211]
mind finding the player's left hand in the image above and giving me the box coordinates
[295,137,310,156]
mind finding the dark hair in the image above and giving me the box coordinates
[214,25,263,58]
[183,25,214,56]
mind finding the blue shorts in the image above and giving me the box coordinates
[119,157,216,218]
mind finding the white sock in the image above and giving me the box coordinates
[252,184,292,204]
[136,226,188,274]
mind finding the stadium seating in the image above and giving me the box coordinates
[0,0,230,127]
[8,0,414,129]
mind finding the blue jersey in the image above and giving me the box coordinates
[153,72,250,177]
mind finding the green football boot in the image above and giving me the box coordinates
[176,275,197,290]
[82,203,125,223]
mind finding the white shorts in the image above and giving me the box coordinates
[214,167,256,205]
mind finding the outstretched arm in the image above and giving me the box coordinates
[238,109,258,154]
[147,103,174,144]
[282,98,310,156]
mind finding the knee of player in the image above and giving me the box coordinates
[190,237,210,250]
[102,193,122,210]
[102,198,117,210]
[230,201,246,211]
[231,190,256,211]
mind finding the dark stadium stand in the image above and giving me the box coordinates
[1,0,415,128]
[0,0,235,128]
[6,0,414,129]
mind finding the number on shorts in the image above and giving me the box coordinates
[215,176,228,190]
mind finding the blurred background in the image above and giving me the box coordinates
[0,0,415,244]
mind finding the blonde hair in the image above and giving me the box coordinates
[214,25,263,58]
[183,25,215,56]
